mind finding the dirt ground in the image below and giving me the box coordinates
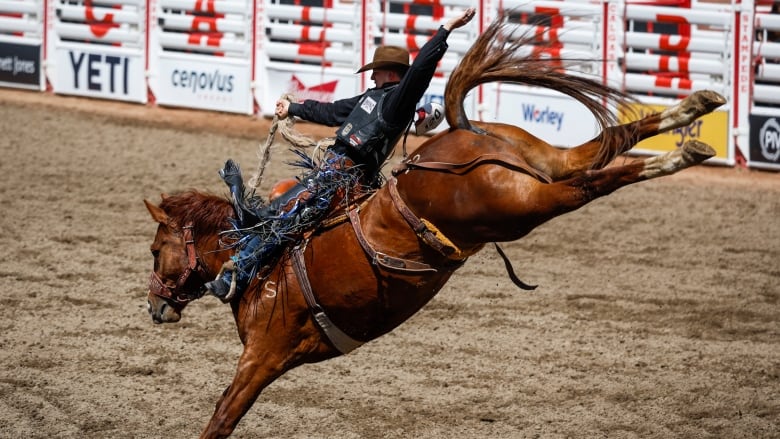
[0,88,778,439]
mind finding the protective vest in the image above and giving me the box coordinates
[336,85,403,173]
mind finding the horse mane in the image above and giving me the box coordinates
[445,13,639,169]
[159,190,234,235]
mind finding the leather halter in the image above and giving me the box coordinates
[148,223,210,305]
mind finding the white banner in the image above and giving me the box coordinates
[153,54,252,114]
[485,84,600,147]
[53,44,145,102]
[258,65,359,116]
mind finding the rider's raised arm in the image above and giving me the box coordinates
[381,7,475,129]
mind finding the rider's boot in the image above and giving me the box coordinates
[205,234,264,301]
[220,159,260,227]
[205,255,254,302]
[205,272,232,300]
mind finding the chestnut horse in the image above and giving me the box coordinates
[144,18,725,438]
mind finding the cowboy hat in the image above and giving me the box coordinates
[356,46,410,73]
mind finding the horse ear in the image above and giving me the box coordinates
[160,193,169,200]
[144,199,170,224]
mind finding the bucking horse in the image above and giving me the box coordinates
[144,16,725,438]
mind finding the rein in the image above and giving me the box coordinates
[148,223,211,305]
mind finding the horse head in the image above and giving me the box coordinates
[144,191,234,323]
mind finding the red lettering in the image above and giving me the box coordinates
[298,42,326,57]
[191,16,218,33]
[194,0,216,14]
[659,35,689,51]
[535,7,559,15]
[85,0,118,38]
[187,32,224,47]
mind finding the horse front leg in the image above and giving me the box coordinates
[199,348,289,439]
[199,304,335,439]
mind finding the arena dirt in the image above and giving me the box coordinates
[0,89,778,439]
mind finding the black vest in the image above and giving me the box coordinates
[336,85,403,174]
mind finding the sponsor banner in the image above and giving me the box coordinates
[487,84,600,146]
[619,103,729,160]
[54,44,146,102]
[0,41,42,89]
[749,114,780,169]
[258,66,358,116]
[154,55,252,114]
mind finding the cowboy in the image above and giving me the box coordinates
[277,7,474,176]
[206,7,476,299]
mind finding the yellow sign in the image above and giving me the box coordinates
[618,103,729,159]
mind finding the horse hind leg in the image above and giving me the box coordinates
[655,90,725,134]
[552,140,714,211]
[607,90,725,148]
[502,140,715,240]
[564,90,726,174]
[575,140,716,203]
[640,139,716,179]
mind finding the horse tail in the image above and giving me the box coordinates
[444,12,639,169]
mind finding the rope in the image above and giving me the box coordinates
[248,93,296,191]
[248,93,337,191]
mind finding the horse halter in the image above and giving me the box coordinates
[148,223,210,305]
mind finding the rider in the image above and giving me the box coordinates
[206,7,476,299]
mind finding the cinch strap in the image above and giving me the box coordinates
[292,245,364,354]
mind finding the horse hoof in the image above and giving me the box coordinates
[689,90,726,113]
[682,140,716,164]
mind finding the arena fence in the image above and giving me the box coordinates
[0,0,777,171]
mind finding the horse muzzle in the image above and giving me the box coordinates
[147,294,182,324]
